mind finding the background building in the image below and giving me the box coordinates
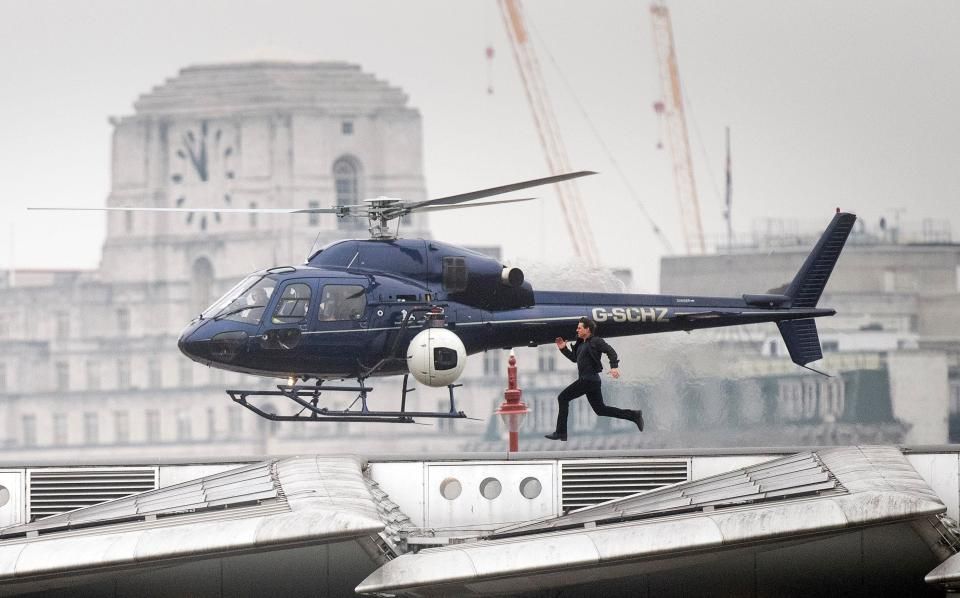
[0,62,437,460]
[2,62,957,463]
[656,220,960,446]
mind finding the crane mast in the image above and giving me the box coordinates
[498,0,601,266]
[650,3,705,254]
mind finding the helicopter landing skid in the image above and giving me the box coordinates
[225,375,470,423]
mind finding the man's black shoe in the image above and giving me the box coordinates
[544,432,567,441]
[633,410,644,432]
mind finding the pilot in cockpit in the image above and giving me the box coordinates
[247,286,267,307]
[240,286,269,323]
[319,290,336,321]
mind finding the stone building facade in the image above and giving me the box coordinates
[0,62,447,460]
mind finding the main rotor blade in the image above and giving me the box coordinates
[404,170,596,211]
[409,197,536,213]
[29,206,348,214]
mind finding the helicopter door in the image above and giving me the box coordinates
[259,280,314,351]
[309,282,370,374]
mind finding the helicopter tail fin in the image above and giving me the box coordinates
[775,211,856,369]
[783,211,857,308]
[777,318,823,368]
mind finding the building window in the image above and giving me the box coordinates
[114,411,130,444]
[146,410,161,443]
[308,200,321,226]
[125,211,134,234]
[56,311,69,339]
[229,407,242,437]
[483,351,501,376]
[0,363,6,392]
[883,269,896,293]
[55,362,69,391]
[191,258,215,314]
[53,414,68,445]
[341,120,354,135]
[950,381,960,415]
[257,403,279,436]
[822,340,839,353]
[84,412,99,444]
[207,407,216,439]
[249,202,258,228]
[86,360,100,391]
[333,156,362,230]
[179,360,193,387]
[117,308,130,336]
[148,359,162,388]
[0,314,9,338]
[22,415,36,447]
[177,411,192,441]
[117,358,131,389]
[538,348,556,372]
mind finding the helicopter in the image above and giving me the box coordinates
[33,171,857,424]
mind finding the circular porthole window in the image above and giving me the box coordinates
[519,477,542,500]
[479,477,502,500]
[440,478,462,500]
[0,486,9,508]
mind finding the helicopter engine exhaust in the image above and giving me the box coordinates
[406,327,467,387]
[501,266,524,288]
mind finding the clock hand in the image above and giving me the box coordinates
[182,133,208,182]
[182,134,201,174]
[197,136,208,181]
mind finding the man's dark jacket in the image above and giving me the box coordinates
[560,336,619,381]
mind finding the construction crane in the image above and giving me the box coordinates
[498,0,601,267]
[650,2,706,254]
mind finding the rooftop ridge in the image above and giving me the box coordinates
[131,61,410,115]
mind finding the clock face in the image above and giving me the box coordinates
[169,120,236,231]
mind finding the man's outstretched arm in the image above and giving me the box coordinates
[556,337,577,363]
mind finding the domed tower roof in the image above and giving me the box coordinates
[132,61,413,116]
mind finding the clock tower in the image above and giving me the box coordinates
[99,62,429,332]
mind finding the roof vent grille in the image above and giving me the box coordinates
[28,467,158,521]
[560,459,688,511]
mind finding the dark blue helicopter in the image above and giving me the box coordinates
[36,171,857,423]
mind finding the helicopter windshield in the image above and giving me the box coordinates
[202,274,278,324]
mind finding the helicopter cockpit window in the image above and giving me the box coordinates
[205,275,278,325]
[318,285,366,322]
[442,257,468,293]
[272,283,312,324]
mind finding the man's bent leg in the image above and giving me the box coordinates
[585,383,643,431]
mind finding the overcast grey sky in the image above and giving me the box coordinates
[2,0,958,291]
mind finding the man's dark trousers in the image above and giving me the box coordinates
[556,379,635,435]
